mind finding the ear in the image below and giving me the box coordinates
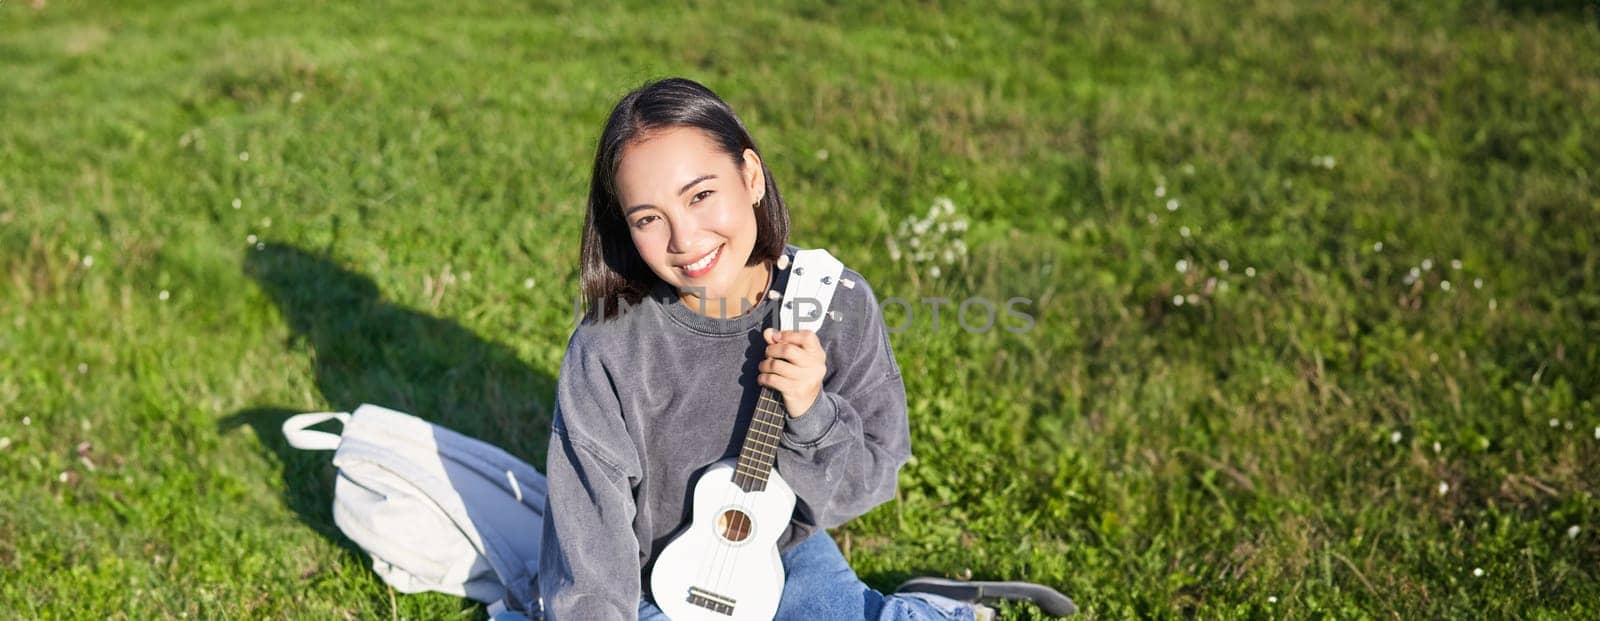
[741,148,766,203]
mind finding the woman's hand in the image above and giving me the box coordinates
[758,328,827,418]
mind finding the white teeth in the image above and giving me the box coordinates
[685,245,720,272]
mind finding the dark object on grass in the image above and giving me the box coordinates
[894,576,1078,617]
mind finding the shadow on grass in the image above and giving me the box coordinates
[218,242,556,611]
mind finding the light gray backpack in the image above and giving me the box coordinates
[282,403,546,619]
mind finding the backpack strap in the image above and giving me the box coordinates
[282,411,351,451]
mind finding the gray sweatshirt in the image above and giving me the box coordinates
[537,248,910,620]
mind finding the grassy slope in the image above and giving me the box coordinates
[2,0,1597,617]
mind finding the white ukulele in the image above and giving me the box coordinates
[649,248,853,621]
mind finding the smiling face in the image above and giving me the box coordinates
[615,126,770,317]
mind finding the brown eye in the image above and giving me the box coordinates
[633,215,658,228]
[690,190,714,204]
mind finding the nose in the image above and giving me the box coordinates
[665,211,699,255]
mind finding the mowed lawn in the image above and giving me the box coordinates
[3,0,1598,617]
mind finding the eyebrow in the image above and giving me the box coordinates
[623,174,717,217]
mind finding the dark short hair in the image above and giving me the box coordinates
[578,77,790,322]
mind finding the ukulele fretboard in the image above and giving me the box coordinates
[732,387,787,492]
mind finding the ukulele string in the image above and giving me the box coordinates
[710,286,782,597]
[712,387,772,596]
[713,263,785,596]
[708,255,792,599]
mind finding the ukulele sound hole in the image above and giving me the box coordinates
[716,509,753,542]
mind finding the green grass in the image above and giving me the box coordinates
[3,0,1599,617]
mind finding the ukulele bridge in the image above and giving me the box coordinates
[687,586,737,616]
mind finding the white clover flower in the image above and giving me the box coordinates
[1147,213,1159,224]
[260,217,272,228]
[58,471,69,483]
[912,220,929,236]
[1179,226,1191,238]
[1472,567,1483,578]
[908,237,921,249]
[1489,298,1497,311]
[1186,294,1199,305]
[1422,258,1434,271]
[290,91,304,103]
[1440,280,1451,291]
[1165,199,1180,212]
[159,290,170,301]
[1433,441,1441,453]
[1183,163,1196,175]
[1474,278,1483,289]
[1390,431,1403,444]
[942,250,955,264]
[1373,241,1384,252]
[0,437,9,451]
[815,149,829,161]
[523,278,536,289]
[82,255,94,268]
[1245,267,1256,277]
[888,245,901,262]
[1172,295,1184,306]
[953,239,967,254]
[1450,259,1462,270]
[929,265,941,278]
[1437,481,1450,495]
[1155,185,1166,198]
[232,198,242,209]
[1569,525,1582,539]
[1176,259,1189,273]
[952,218,968,232]
[246,234,257,244]
[22,416,31,426]
[1267,596,1277,604]
[937,222,948,234]
[255,242,265,251]
[239,151,250,161]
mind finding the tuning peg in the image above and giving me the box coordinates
[776,254,791,270]
[839,278,856,289]
[766,289,781,300]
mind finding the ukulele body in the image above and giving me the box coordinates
[650,458,796,620]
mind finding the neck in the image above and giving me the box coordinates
[678,260,771,319]
[732,384,788,492]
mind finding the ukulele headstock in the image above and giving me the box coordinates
[766,248,852,333]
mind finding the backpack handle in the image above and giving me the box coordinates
[283,411,351,451]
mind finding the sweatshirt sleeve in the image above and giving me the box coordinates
[774,272,912,544]
[539,330,643,620]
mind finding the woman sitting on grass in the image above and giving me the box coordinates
[537,77,1075,620]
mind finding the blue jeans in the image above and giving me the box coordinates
[638,532,975,620]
